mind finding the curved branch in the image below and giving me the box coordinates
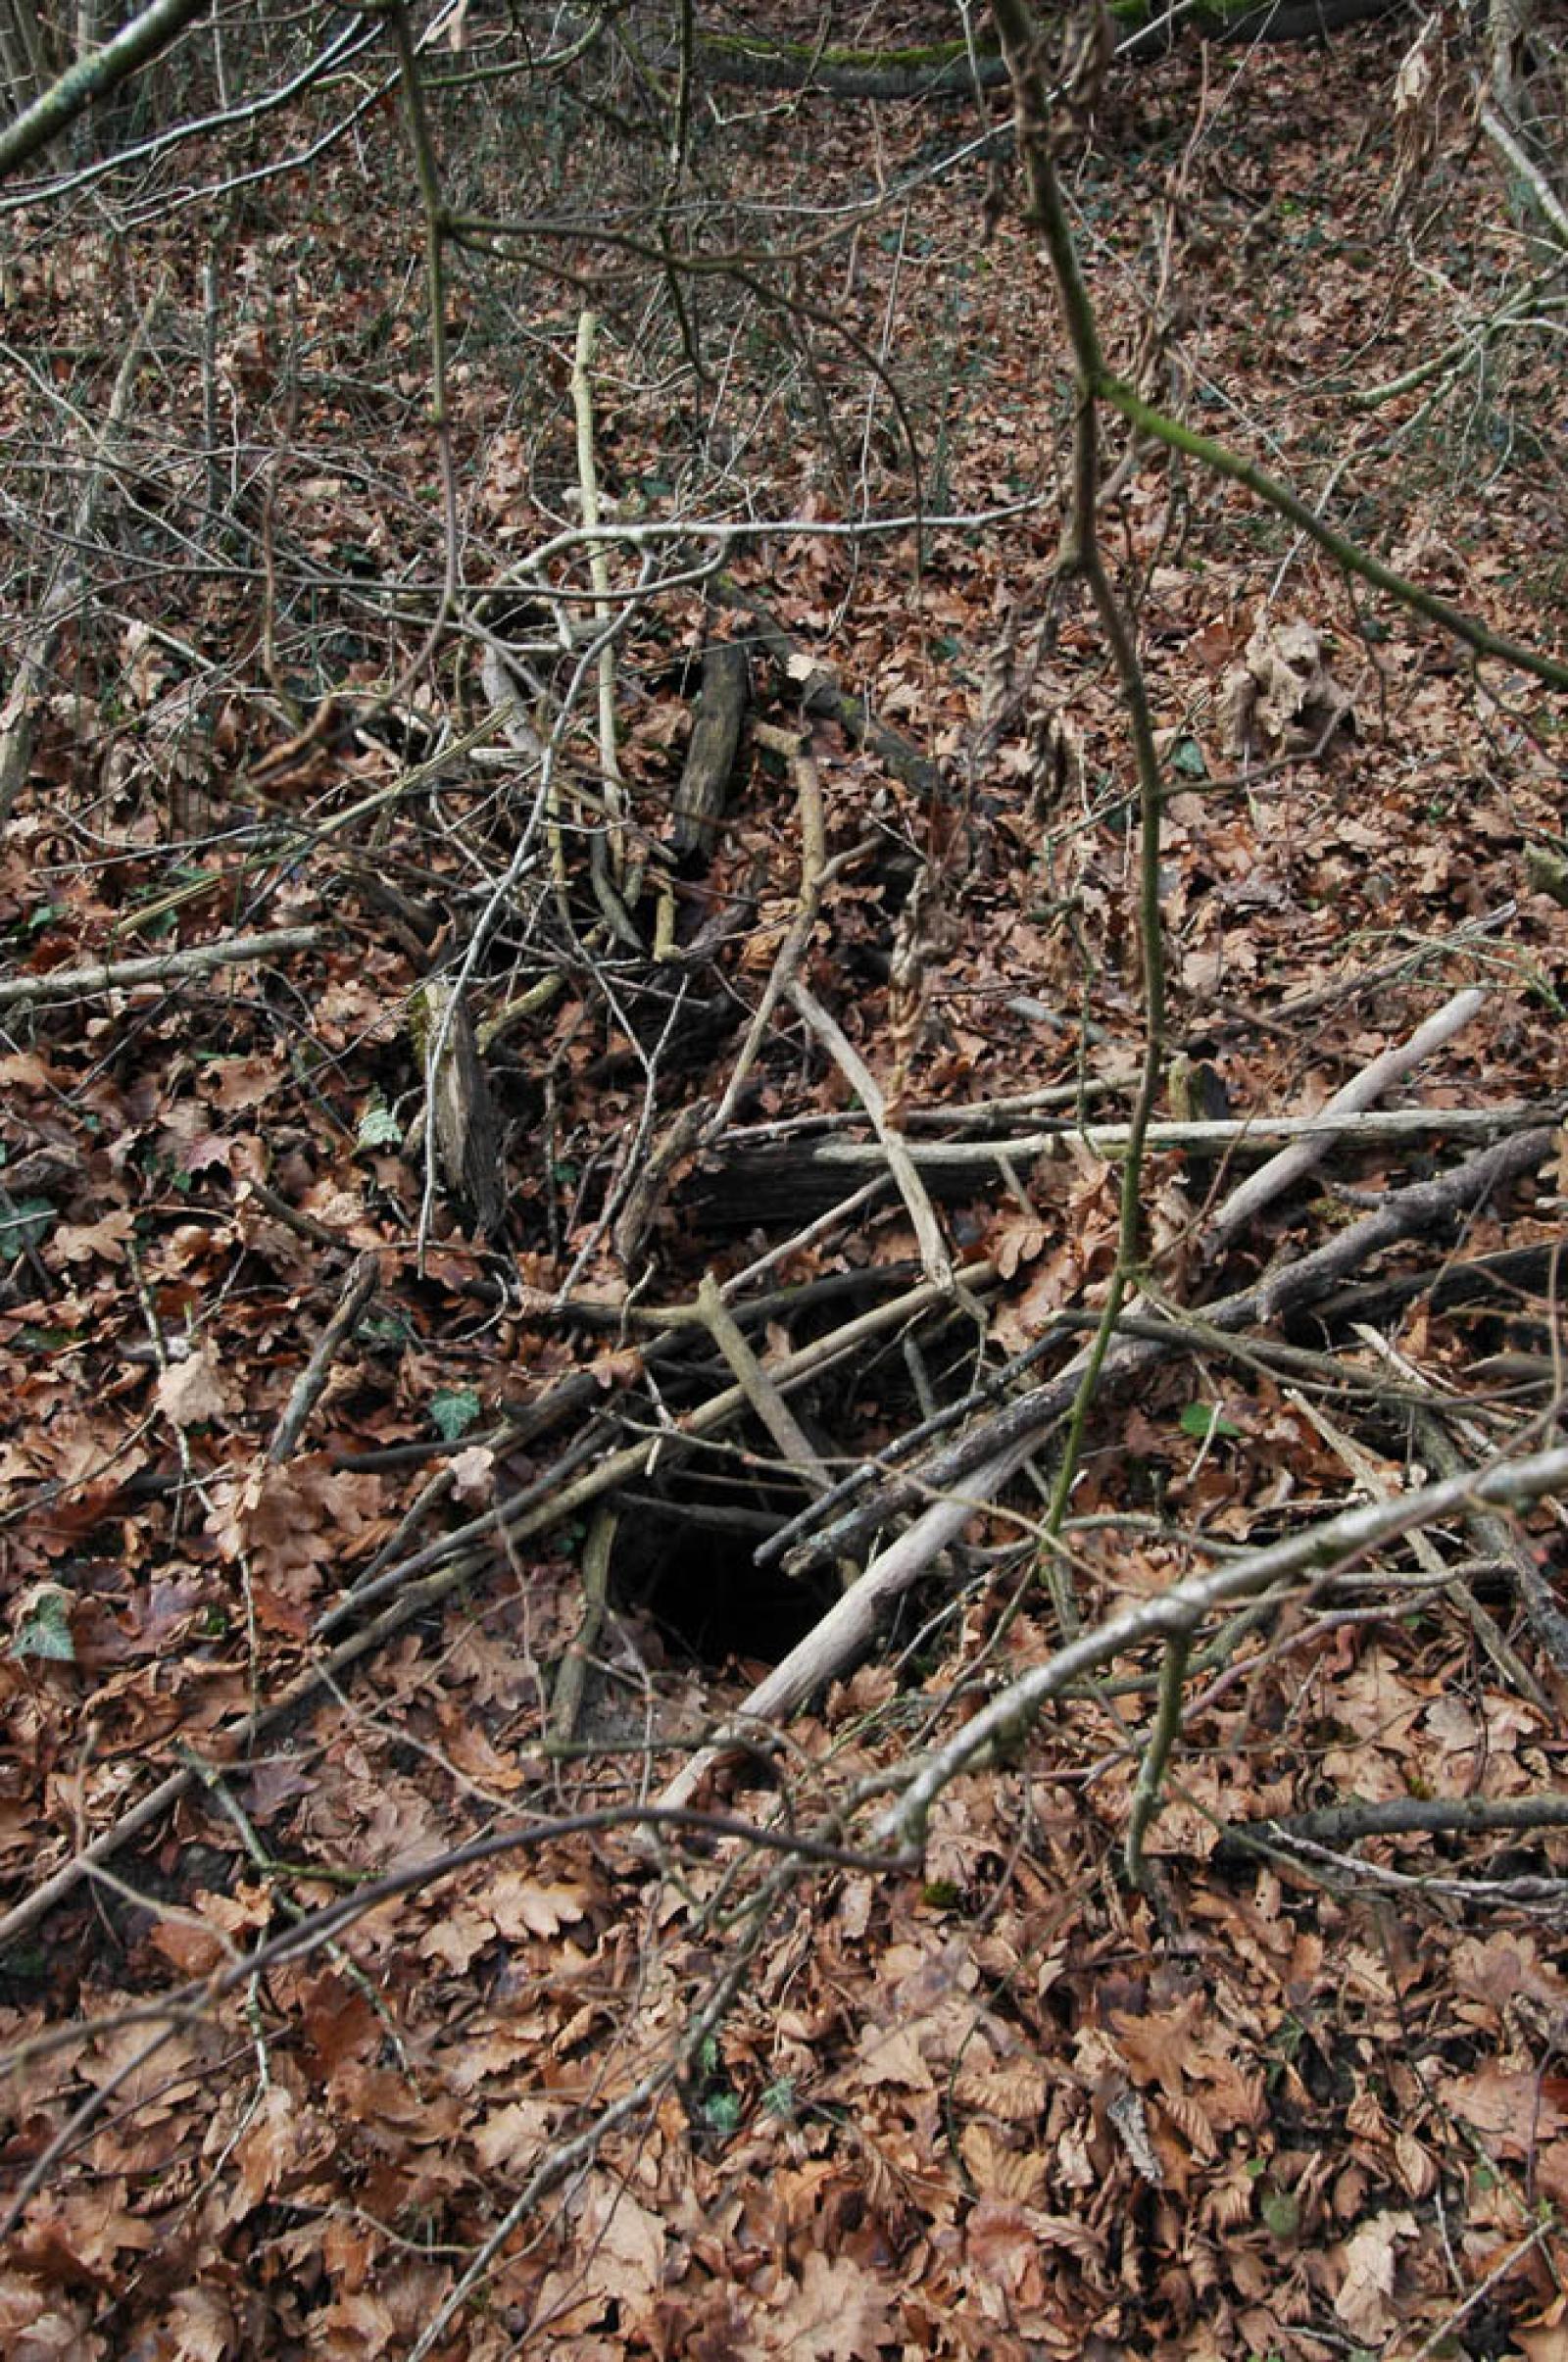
[1101,377,1568,688]
[883,1439,1568,1849]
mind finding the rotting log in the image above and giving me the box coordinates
[686,1,1411,100]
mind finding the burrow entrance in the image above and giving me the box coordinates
[610,1472,839,1669]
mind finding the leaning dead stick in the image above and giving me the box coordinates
[547,1502,617,1747]
[789,976,954,1291]
[692,1269,864,1594]
[694,1271,835,1496]
[267,1252,380,1464]
[708,718,830,1135]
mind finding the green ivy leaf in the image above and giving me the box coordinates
[0,1197,56,1262]
[1179,1401,1240,1442]
[12,1585,75,1662]
[703,2089,743,2136]
[431,1388,482,1442]
[357,1100,402,1151]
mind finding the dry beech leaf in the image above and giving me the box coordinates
[1333,2210,1417,2342]
[960,2119,1049,2206]
[1394,2132,1438,2199]
[953,2057,1051,2121]
[154,1346,235,1429]
[479,1872,590,1941]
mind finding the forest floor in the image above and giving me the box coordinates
[3,7,1568,2357]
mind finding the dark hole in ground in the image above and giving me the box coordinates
[612,1483,839,1668]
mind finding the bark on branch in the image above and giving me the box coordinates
[882,1438,1568,1849]
[0,928,321,1009]
[0,0,210,182]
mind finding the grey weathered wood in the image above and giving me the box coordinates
[671,641,750,859]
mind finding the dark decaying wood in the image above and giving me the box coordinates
[671,640,750,859]
[423,978,507,1240]
[710,572,944,801]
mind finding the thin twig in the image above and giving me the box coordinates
[267,1252,380,1465]
[789,976,953,1290]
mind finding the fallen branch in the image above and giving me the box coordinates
[777,1127,1551,1576]
[0,0,211,183]
[1479,99,1568,252]
[1201,986,1487,1253]
[0,927,321,1010]
[682,0,1408,99]
[710,1099,1552,1185]
[1313,1240,1567,1329]
[880,1439,1568,1850]
[1219,1794,1568,1859]
[658,1130,1552,1810]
